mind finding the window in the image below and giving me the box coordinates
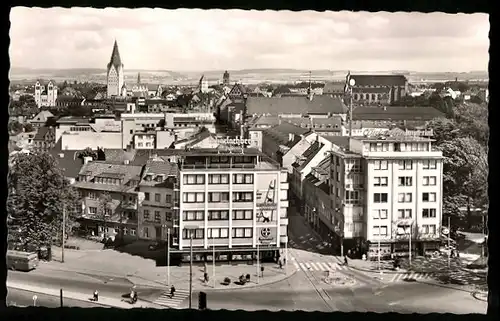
[399,160,413,170]
[105,209,112,216]
[374,193,388,203]
[398,176,413,187]
[373,226,388,236]
[87,192,97,199]
[374,160,388,170]
[166,194,172,203]
[155,193,161,202]
[144,192,150,201]
[374,177,388,187]
[143,210,150,220]
[423,176,437,186]
[345,191,360,204]
[183,192,205,203]
[336,172,340,182]
[154,211,161,222]
[397,209,412,219]
[208,174,229,184]
[208,192,230,203]
[369,143,389,152]
[182,229,204,239]
[182,210,204,221]
[373,209,388,219]
[208,228,229,238]
[397,225,411,235]
[233,174,254,184]
[422,192,436,202]
[233,192,253,202]
[208,210,229,220]
[398,193,413,203]
[422,208,437,218]
[232,210,253,220]
[155,176,163,183]
[232,228,253,238]
[130,228,136,236]
[184,174,205,185]
[89,207,97,214]
[144,227,149,238]
[423,160,437,170]
[422,224,437,235]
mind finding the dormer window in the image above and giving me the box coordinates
[145,175,152,181]
[156,176,163,183]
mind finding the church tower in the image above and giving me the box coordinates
[107,40,124,98]
[223,70,230,86]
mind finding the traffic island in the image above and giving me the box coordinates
[323,275,356,287]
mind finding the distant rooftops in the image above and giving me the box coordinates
[246,96,347,116]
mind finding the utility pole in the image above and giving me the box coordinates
[285,239,288,274]
[257,242,260,283]
[409,221,412,266]
[212,237,216,288]
[378,224,381,272]
[189,233,193,309]
[448,216,451,269]
[167,227,170,286]
[62,207,66,263]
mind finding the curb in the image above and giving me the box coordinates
[197,268,299,292]
[472,291,488,302]
[6,282,152,309]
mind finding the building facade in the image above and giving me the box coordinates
[329,135,443,258]
[107,40,125,98]
[73,160,144,240]
[34,80,58,107]
[349,74,408,105]
[173,149,289,263]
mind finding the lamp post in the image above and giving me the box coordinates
[212,237,216,288]
[162,225,170,286]
[256,241,260,283]
[189,231,193,309]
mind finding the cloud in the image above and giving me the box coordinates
[9,8,489,72]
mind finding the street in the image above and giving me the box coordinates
[4,205,487,313]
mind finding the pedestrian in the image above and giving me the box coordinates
[204,272,208,283]
[279,259,283,269]
[170,285,176,298]
[283,257,287,266]
[344,255,348,266]
[204,262,207,274]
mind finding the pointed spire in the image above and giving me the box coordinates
[137,72,141,84]
[107,40,123,71]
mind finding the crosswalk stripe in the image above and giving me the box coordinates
[153,290,190,307]
[305,263,312,269]
[293,262,299,269]
[328,262,337,270]
[310,263,319,270]
[321,263,330,271]
[317,263,326,271]
[299,263,307,270]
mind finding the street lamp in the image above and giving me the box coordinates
[184,226,197,310]
[162,224,170,286]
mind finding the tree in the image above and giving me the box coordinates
[97,192,113,240]
[438,137,488,229]
[8,152,80,252]
[452,102,489,147]
[23,123,34,133]
[425,118,461,145]
[77,147,98,161]
[8,120,24,134]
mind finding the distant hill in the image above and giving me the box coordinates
[9,67,488,85]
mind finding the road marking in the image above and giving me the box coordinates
[328,262,337,270]
[390,272,433,283]
[305,263,312,270]
[153,289,190,308]
[317,263,326,271]
[310,263,319,270]
[299,263,307,271]
[293,262,300,269]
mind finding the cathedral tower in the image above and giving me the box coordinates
[107,40,125,98]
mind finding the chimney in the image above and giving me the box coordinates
[124,159,130,165]
[83,156,92,164]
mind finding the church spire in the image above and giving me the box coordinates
[137,72,141,84]
[107,40,123,71]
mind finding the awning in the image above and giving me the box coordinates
[169,245,280,254]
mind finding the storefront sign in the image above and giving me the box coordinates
[215,137,259,147]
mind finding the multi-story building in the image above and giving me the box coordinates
[328,134,443,258]
[73,160,143,239]
[349,74,408,105]
[137,158,179,241]
[172,148,289,263]
[34,80,58,107]
[32,126,56,152]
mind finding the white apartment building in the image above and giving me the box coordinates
[174,148,289,263]
[329,135,443,258]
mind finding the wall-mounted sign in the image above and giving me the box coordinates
[258,227,276,243]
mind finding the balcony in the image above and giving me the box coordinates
[280,182,289,190]
[256,202,277,210]
[279,218,289,225]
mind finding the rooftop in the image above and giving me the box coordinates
[73,161,143,193]
[246,96,347,116]
[351,74,407,87]
[352,106,445,121]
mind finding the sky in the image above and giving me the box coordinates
[9,8,489,72]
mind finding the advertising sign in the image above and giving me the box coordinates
[215,137,259,147]
[258,227,277,243]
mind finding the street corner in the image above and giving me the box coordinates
[471,291,488,302]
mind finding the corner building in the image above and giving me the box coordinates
[174,148,289,263]
[329,135,443,258]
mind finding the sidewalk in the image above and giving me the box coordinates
[39,247,296,291]
[7,281,159,309]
